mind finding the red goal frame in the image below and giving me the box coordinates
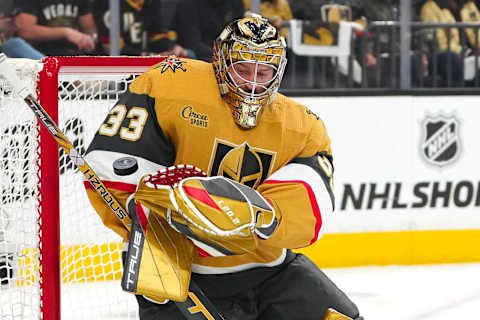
[37,56,166,320]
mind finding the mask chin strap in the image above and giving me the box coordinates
[237,102,261,128]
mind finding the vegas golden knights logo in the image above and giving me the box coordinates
[154,57,187,73]
[208,139,276,188]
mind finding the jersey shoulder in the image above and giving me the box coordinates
[271,93,325,129]
[270,93,331,156]
[129,57,219,102]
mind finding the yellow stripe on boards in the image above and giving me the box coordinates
[295,229,480,268]
[14,229,480,286]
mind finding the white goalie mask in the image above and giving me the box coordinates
[213,15,287,128]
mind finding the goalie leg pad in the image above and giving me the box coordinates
[122,197,195,302]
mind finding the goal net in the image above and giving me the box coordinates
[0,56,166,320]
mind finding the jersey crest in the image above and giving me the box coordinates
[208,139,276,189]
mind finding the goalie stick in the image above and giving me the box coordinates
[0,53,225,320]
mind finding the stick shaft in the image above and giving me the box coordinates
[24,94,132,226]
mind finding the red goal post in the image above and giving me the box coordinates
[0,56,166,320]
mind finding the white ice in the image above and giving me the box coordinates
[323,262,480,320]
[61,262,480,319]
[3,262,479,319]
[59,262,480,320]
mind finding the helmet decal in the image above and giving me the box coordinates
[238,19,277,43]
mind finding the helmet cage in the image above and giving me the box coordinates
[213,17,287,128]
[227,37,284,98]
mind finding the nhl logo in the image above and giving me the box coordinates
[421,114,460,167]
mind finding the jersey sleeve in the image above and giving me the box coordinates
[257,116,334,249]
[84,73,175,240]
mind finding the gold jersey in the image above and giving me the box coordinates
[420,0,462,54]
[84,57,335,275]
[460,1,480,50]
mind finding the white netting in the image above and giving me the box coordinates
[57,73,139,320]
[0,58,42,320]
[0,57,146,320]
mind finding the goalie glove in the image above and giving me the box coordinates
[134,165,279,257]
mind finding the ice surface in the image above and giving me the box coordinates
[323,263,480,320]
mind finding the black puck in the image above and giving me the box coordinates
[113,157,138,176]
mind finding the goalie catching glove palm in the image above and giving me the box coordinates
[134,165,279,256]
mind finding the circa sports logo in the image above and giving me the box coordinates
[420,113,461,167]
[181,106,208,128]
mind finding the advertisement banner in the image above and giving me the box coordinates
[294,96,480,266]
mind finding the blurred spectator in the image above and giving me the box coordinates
[0,0,45,59]
[92,0,189,57]
[458,0,480,52]
[456,0,480,82]
[289,0,364,22]
[361,0,427,87]
[14,0,97,56]
[246,0,321,88]
[173,0,244,62]
[419,0,465,86]
[284,1,365,88]
[243,0,293,30]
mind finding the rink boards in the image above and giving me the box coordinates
[2,95,479,282]
[294,95,480,267]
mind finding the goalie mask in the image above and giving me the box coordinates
[213,15,287,128]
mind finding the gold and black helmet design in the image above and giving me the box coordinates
[213,15,287,128]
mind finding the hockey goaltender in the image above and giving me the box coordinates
[84,14,364,320]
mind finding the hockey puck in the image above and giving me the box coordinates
[113,157,138,176]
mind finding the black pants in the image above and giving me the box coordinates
[428,51,464,87]
[366,53,425,88]
[134,253,361,320]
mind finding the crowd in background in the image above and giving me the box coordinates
[2,0,480,89]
